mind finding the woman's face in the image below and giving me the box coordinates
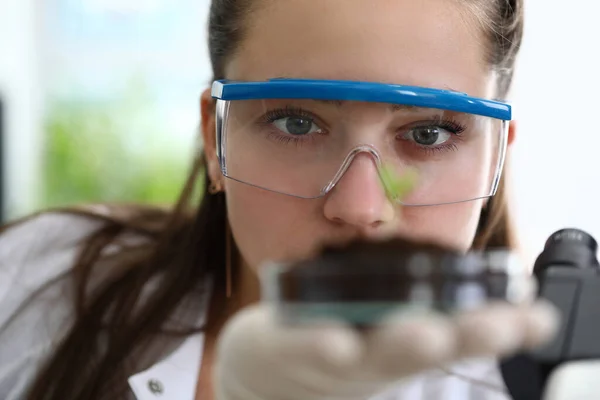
[203,0,515,271]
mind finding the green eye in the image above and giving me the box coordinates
[379,165,418,202]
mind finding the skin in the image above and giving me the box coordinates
[198,0,517,397]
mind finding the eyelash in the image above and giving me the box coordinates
[423,116,466,135]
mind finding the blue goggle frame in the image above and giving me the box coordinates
[211,78,512,121]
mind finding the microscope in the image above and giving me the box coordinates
[501,228,600,400]
[264,228,600,400]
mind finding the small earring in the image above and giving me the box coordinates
[209,180,223,194]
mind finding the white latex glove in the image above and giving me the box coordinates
[214,301,560,400]
[543,360,600,400]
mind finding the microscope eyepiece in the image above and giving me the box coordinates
[533,228,599,275]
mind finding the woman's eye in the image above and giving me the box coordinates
[405,126,451,146]
[273,117,321,136]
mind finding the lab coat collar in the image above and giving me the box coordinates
[128,332,205,400]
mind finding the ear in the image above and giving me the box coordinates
[200,88,224,187]
[507,120,517,146]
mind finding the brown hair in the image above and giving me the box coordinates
[14,0,522,398]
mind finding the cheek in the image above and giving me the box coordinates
[400,200,484,251]
[225,183,324,270]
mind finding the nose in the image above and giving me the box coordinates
[323,152,395,229]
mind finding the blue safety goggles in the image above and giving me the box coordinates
[210,78,511,206]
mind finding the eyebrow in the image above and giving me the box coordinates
[316,100,425,112]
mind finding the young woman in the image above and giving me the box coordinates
[0,0,558,399]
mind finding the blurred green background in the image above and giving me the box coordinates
[41,77,197,209]
[19,0,213,215]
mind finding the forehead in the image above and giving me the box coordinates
[226,0,494,98]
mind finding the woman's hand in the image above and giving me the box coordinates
[213,300,559,400]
